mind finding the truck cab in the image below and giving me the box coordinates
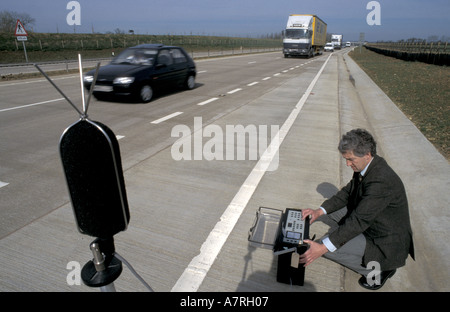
[283,15,327,58]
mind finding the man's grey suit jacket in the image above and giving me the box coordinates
[321,155,415,271]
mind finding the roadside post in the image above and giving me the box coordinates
[359,32,365,53]
[15,19,28,63]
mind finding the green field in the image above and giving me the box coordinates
[349,47,449,160]
[0,32,281,63]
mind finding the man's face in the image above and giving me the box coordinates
[342,151,372,172]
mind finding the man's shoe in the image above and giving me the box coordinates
[358,269,396,290]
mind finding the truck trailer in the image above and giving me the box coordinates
[331,34,343,49]
[283,14,327,58]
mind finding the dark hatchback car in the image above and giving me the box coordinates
[83,44,196,103]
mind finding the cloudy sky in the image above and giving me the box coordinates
[5,0,450,41]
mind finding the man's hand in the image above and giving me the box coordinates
[302,208,324,224]
[299,240,328,267]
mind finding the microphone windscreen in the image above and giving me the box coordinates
[60,119,130,238]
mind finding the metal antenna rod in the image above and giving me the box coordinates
[34,64,84,117]
[78,54,87,117]
[85,62,101,117]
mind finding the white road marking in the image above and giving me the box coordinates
[197,98,219,106]
[0,181,9,188]
[150,112,183,124]
[0,98,64,113]
[247,82,259,86]
[262,77,271,80]
[0,75,78,88]
[227,88,242,94]
[116,135,125,140]
[171,53,332,292]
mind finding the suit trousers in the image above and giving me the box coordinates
[319,208,372,276]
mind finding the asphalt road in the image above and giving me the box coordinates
[0,51,324,239]
[1,49,448,293]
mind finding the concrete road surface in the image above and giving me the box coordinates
[0,49,448,295]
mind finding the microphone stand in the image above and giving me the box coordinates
[81,237,122,292]
[36,55,153,292]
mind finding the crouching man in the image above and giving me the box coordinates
[300,129,415,290]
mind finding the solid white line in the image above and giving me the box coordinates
[247,82,259,86]
[0,181,9,188]
[227,88,242,94]
[150,112,183,124]
[0,98,64,113]
[171,53,332,292]
[197,97,219,106]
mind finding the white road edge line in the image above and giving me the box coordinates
[171,53,332,292]
[0,98,64,113]
[150,111,183,124]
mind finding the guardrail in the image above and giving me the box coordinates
[0,48,283,77]
[365,42,450,66]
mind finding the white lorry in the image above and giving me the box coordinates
[331,34,343,49]
[283,14,327,58]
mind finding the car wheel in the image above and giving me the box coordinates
[139,84,153,103]
[185,75,195,90]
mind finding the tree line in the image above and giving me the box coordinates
[0,10,35,33]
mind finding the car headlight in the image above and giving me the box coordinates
[83,75,94,83]
[113,77,135,84]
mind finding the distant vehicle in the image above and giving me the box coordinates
[331,34,343,49]
[283,14,327,58]
[83,44,196,103]
[345,41,352,47]
[324,43,334,52]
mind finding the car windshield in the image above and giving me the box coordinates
[112,48,158,65]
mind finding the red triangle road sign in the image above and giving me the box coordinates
[15,19,28,36]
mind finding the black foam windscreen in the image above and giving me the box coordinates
[59,119,130,238]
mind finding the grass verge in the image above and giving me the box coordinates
[349,47,449,160]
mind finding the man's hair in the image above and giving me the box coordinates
[338,129,377,157]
